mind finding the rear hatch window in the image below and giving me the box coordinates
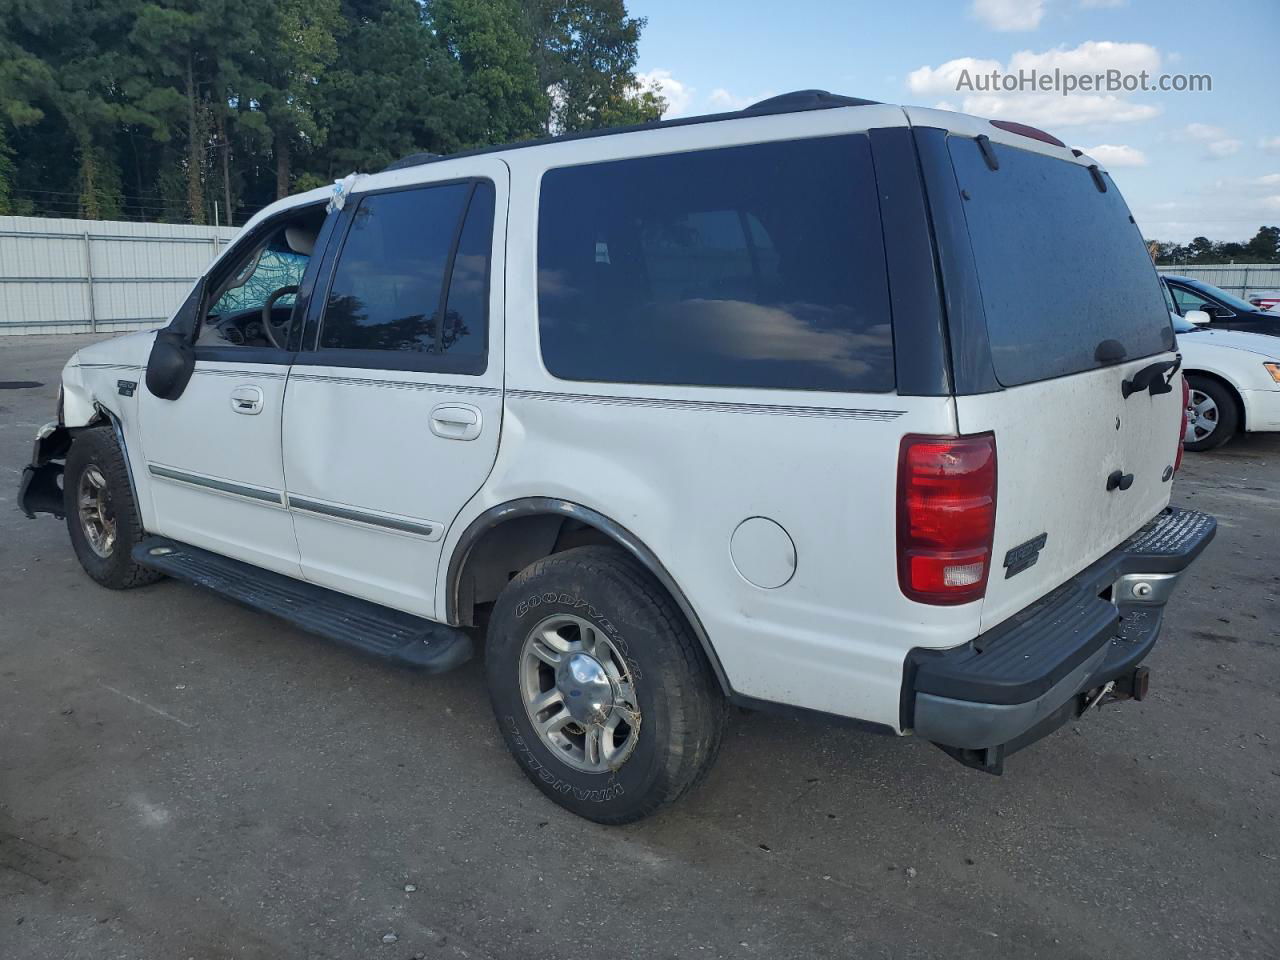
[949,138,1174,386]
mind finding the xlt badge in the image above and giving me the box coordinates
[1003,533,1048,579]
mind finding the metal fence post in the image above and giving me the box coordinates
[83,231,97,333]
[1242,265,1250,302]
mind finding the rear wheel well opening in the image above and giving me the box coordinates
[1185,369,1245,431]
[450,514,625,627]
[447,502,731,694]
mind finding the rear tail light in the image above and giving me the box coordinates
[897,434,998,606]
[1175,374,1189,472]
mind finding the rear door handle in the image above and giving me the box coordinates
[1106,470,1134,491]
[429,403,482,441]
[230,385,264,416]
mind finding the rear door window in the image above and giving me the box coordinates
[949,138,1174,386]
[315,180,493,373]
[537,135,894,393]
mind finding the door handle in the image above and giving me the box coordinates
[230,385,264,416]
[429,403,482,441]
[1106,469,1134,492]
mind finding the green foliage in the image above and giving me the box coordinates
[0,0,662,223]
[1149,227,1280,265]
[525,0,665,132]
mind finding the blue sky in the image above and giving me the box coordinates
[631,0,1279,243]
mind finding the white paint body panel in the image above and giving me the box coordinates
[139,360,300,577]
[1177,327,1280,433]
[280,159,509,618]
[954,358,1180,634]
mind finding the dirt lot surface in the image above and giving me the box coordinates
[2,334,1277,959]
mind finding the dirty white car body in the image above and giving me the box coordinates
[19,92,1216,822]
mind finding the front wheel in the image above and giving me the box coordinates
[485,546,725,824]
[1183,375,1239,452]
[64,427,162,589]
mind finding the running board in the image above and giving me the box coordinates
[132,537,473,673]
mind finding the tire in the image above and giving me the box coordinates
[1183,375,1239,452]
[485,545,726,824]
[64,427,162,590]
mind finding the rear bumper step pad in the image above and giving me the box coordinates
[133,537,473,673]
[905,506,1216,764]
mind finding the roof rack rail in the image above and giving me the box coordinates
[377,89,878,174]
[382,151,440,172]
[743,90,879,114]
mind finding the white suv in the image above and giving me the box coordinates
[19,91,1216,823]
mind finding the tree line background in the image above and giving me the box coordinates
[0,0,664,226]
[1147,226,1280,266]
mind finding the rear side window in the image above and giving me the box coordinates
[949,138,1174,386]
[537,135,894,393]
[318,180,493,371]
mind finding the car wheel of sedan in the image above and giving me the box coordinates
[1183,375,1239,452]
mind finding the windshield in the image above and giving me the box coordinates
[1184,278,1258,313]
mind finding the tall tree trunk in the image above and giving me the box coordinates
[275,128,290,200]
[78,136,100,220]
[185,54,205,224]
[217,111,232,227]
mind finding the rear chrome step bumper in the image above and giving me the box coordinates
[905,507,1216,773]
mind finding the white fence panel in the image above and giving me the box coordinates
[0,215,238,336]
[1156,264,1280,301]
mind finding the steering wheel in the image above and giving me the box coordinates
[261,285,300,349]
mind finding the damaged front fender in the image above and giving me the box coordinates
[17,421,72,519]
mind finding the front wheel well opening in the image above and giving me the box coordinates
[1185,369,1246,431]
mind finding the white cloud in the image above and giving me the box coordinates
[1259,135,1280,152]
[971,0,1046,31]
[1183,122,1226,141]
[907,42,1162,128]
[636,68,693,118]
[1256,174,1280,186]
[709,89,753,111]
[1179,123,1243,160]
[1262,196,1280,213]
[1079,143,1147,167]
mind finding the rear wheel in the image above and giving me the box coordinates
[485,546,725,824]
[64,427,162,589]
[1183,375,1238,452]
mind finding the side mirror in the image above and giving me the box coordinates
[1185,309,1211,326]
[145,280,203,401]
[145,330,196,400]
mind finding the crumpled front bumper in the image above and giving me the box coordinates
[17,421,72,519]
[904,507,1217,773]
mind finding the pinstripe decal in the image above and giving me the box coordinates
[79,362,142,373]
[506,388,907,421]
[194,367,288,380]
[287,372,500,396]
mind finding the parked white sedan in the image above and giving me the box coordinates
[1175,313,1280,450]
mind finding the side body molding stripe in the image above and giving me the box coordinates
[289,496,438,538]
[446,497,732,694]
[147,464,284,505]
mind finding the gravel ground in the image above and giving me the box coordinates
[1,334,1277,960]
